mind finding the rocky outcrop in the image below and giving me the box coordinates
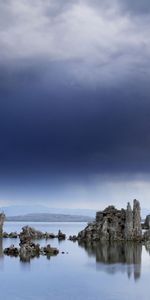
[125,202,133,240]
[58,230,66,240]
[4,242,59,261]
[19,226,44,244]
[143,230,150,241]
[69,235,78,241]
[3,232,18,238]
[77,200,142,242]
[0,213,5,236]
[144,215,150,229]
[19,226,66,242]
[4,245,19,256]
[133,199,142,240]
[3,225,61,261]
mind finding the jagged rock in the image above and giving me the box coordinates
[133,199,142,240]
[9,232,18,238]
[3,232,18,238]
[3,232,9,238]
[0,213,5,236]
[19,226,66,243]
[78,200,142,242]
[44,232,56,239]
[68,235,78,241]
[143,229,150,241]
[19,226,44,243]
[58,230,66,240]
[144,215,150,229]
[3,226,60,261]
[125,202,133,240]
[4,242,59,260]
[20,242,41,261]
[4,245,19,256]
[42,244,59,255]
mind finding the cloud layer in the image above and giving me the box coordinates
[0,0,150,85]
[0,1,150,207]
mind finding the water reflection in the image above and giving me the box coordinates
[0,239,3,257]
[78,241,142,280]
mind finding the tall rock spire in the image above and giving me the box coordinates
[125,202,133,240]
[0,213,5,237]
[133,199,142,240]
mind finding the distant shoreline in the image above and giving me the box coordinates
[5,213,93,223]
[5,220,89,223]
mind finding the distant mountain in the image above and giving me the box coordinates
[6,213,94,222]
[1,204,149,220]
[0,205,96,217]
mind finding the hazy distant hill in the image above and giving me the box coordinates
[6,213,94,222]
[1,205,96,217]
[2,205,149,221]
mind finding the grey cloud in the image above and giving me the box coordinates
[1,1,150,209]
[86,0,150,15]
[0,0,150,177]
[0,0,150,87]
[119,0,150,15]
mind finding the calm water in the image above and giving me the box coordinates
[0,222,150,300]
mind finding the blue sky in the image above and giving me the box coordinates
[0,0,150,210]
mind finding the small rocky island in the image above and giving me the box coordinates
[3,226,66,261]
[70,199,150,242]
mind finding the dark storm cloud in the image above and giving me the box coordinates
[0,58,150,178]
[0,0,150,178]
[1,1,150,209]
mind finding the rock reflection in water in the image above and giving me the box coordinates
[78,241,142,280]
[0,239,3,257]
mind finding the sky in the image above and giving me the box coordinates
[0,0,150,211]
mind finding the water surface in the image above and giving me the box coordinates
[0,222,150,300]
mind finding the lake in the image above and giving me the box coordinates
[0,221,150,300]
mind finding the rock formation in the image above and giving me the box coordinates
[3,232,18,238]
[19,226,66,242]
[143,214,150,229]
[3,226,60,261]
[133,199,142,239]
[4,242,59,261]
[0,213,5,236]
[77,199,142,242]
[125,202,133,240]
